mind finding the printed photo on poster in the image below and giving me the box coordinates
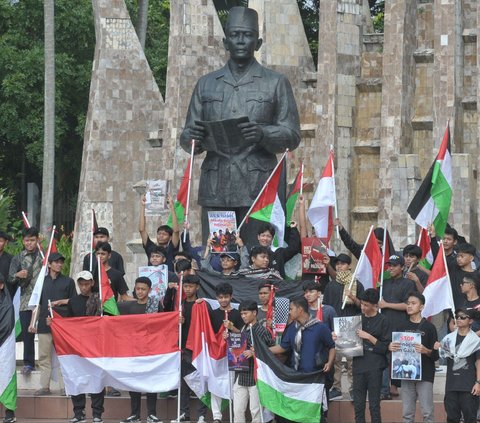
[144,180,169,216]
[301,237,327,274]
[208,211,237,252]
[391,332,422,380]
[228,332,249,371]
[138,265,169,300]
[333,315,363,358]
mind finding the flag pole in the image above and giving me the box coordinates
[90,209,94,272]
[237,150,288,232]
[97,256,103,317]
[341,225,374,309]
[378,220,387,304]
[177,271,184,423]
[248,324,265,423]
[224,309,233,423]
[329,146,340,240]
[183,141,196,243]
[440,241,456,320]
[299,161,304,196]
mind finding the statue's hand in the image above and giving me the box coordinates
[190,122,206,143]
[238,121,264,144]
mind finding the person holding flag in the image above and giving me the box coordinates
[402,244,429,292]
[82,226,125,275]
[303,280,336,331]
[0,273,17,423]
[29,251,76,396]
[7,226,43,375]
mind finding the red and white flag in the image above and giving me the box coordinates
[355,227,383,290]
[185,302,230,402]
[307,150,336,242]
[51,313,180,395]
[421,242,455,318]
[417,227,433,270]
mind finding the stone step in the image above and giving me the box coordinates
[1,392,448,423]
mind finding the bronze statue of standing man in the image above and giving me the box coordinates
[180,6,301,244]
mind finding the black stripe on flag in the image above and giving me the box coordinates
[407,160,435,220]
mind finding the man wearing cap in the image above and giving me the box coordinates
[0,230,13,297]
[180,6,301,245]
[323,253,364,400]
[379,254,415,399]
[201,238,244,276]
[82,227,125,274]
[29,251,76,396]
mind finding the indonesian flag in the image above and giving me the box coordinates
[417,227,433,270]
[249,156,287,248]
[51,312,180,395]
[421,242,455,318]
[286,165,303,223]
[184,302,230,402]
[0,290,20,412]
[407,124,452,237]
[253,328,325,423]
[99,259,119,316]
[355,227,383,290]
[307,150,335,242]
[167,158,191,228]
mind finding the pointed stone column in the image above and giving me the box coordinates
[71,0,164,281]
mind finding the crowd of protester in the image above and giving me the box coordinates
[1,193,480,423]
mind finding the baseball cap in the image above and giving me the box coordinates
[336,253,352,265]
[220,251,239,261]
[76,270,94,281]
[94,227,110,237]
[386,255,405,266]
[48,252,65,263]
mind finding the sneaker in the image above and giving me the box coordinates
[120,416,141,423]
[147,415,162,423]
[329,388,342,400]
[107,388,122,397]
[69,415,86,423]
[21,365,34,375]
[3,417,17,423]
[197,417,206,423]
[93,418,104,423]
[170,413,189,423]
[34,387,51,396]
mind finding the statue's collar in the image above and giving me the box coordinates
[217,59,263,86]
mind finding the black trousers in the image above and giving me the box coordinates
[129,391,157,417]
[352,369,383,423]
[444,390,479,423]
[20,310,35,367]
[71,389,105,418]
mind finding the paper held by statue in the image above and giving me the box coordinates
[196,116,250,155]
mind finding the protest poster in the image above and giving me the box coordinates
[333,315,363,358]
[227,332,249,371]
[144,180,169,216]
[301,237,327,274]
[391,332,422,380]
[138,265,169,300]
[208,210,237,252]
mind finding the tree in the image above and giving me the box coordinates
[136,0,149,49]
[40,0,55,234]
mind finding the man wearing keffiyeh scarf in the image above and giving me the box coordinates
[435,308,480,423]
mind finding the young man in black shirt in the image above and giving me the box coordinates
[31,252,76,396]
[389,292,438,423]
[403,245,429,292]
[352,288,391,423]
[461,273,480,335]
[435,308,480,423]
[82,227,125,274]
[119,277,163,423]
[55,271,104,423]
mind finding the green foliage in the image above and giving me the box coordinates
[370,0,385,33]
[0,188,14,231]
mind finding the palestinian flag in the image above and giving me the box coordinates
[407,124,452,237]
[0,290,20,411]
[355,227,383,290]
[167,158,191,228]
[51,312,180,395]
[421,242,455,318]
[253,329,325,423]
[185,302,230,405]
[307,150,335,243]
[249,155,287,247]
[286,165,303,223]
[417,227,433,270]
[99,260,119,316]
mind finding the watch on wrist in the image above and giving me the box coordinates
[475,380,480,384]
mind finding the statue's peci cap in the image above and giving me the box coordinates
[225,7,259,33]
